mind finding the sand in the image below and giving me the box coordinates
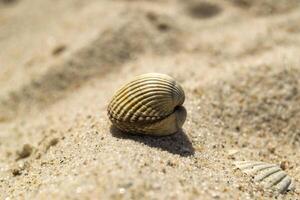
[0,0,300,199]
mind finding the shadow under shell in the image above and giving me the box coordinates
[110,126,194,157]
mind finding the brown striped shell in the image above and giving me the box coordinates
[107,73,186,136]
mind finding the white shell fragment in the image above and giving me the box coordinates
[107,73,186,136]
[234,161,295,194]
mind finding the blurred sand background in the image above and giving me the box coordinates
[0,0,300,199]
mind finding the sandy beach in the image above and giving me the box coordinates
[0,0,299,199]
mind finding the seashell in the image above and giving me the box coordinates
[107,73,186,136]
[234,160,295,194]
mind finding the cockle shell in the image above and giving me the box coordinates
[234,161,295,194]
[107,73,186,136]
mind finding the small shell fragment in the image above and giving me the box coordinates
[107,73,186,136]
[234,161,295,194]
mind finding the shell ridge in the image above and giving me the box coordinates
[264,171,287,188]
[276,176,292,193]
[112,90,172,118]
[127,98,174,120]
[114,82,182,118]
[235,162,267,170]
[119,94,173,121]
[110,95,172,122]
[244,164,277,174]
[254,167,281,182]
[115,77,177,100]
[111,84,178,116]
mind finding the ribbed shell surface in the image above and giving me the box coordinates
[234,161,294,194]
[107,73,185,134]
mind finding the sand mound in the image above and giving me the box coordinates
[228,0,300,15]
[0,0,17,5]
[0,9,182,121]
[211,64,300,145]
